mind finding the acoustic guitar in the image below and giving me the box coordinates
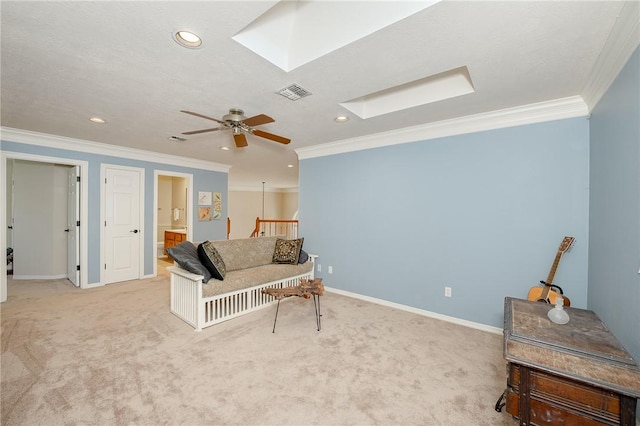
[527,236,574,306]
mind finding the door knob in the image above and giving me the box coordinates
[130,229,139,233]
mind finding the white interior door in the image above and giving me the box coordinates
[13,161,68,279]
[7,160,14,272]
[66,166,80,286]
[103,167,141,284]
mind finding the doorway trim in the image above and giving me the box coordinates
[153,170,193,277]
[0,152,89,301]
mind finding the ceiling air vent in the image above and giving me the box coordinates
[277,84,312,101]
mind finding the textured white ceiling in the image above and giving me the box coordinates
[0,1,632,189]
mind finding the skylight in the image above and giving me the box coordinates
[233,0,440,72]
[340,66,475,119]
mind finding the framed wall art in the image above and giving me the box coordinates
[198,191,212,206]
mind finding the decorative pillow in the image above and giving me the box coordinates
[272,238,304,265]
[197,241,226,281]
[298,249,309,264]
[166,241,212,283]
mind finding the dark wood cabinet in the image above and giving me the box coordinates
[164,230,186,255]
[502,297,640,425]
[505,363,636,425]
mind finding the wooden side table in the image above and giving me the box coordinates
[262,278,324,333]
[501,297,640,425]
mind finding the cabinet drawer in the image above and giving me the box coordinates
[506,388,614,426]
[507,363,623,425]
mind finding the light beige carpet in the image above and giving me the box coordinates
[1,266,517,425]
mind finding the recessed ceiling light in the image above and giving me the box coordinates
[173,30,202,48]
[287,164,295,168]
[220,146,230,151]
[90,117,106,124]
[334,116,349,123]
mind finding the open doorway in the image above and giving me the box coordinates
[1,152,89,302]
[154,170,192,276]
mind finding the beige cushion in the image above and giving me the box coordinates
[210,236,280,271]
[202,261,313,297]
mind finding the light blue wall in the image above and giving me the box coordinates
[588,46,640,360]
[1,140,228,284]
[300,118,590,328]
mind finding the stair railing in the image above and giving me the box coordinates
[250,217,299,239]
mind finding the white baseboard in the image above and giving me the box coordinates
[83,281,103,289]
[12,274,68,280]
[325,286,502,335]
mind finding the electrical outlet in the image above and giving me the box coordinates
[445,286,452,297]
[328,266,333,274]
[317,264,321,272]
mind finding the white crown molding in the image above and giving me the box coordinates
[296,96,588,160]
[229,185,299,193]
[582,1,640,111]
[0,127,231,173]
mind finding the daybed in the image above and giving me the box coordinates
[167,236,317,331]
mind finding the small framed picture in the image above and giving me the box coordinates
[198,191,212,206]
[198,207,212,221]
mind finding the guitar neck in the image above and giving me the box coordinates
[529,236,574,304]
[545,251,564,284]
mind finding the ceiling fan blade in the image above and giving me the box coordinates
[180,110,225,124]
[181,127,223,135]
[252,129,291,145]
[243,114,274,127]
[234,133,248,148]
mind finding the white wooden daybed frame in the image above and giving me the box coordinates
[169,257,316,331]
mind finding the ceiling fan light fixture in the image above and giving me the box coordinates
[173,31,202,48]
[180,108,290,147]
[224,108,246,122]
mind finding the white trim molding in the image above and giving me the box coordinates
[228,185,299,193]
[153,169,194,278]
[0,127,231,173]
[325,286,503,335]
[0,151,90,301]
[296,96,588,160]
[582,1,640,111]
